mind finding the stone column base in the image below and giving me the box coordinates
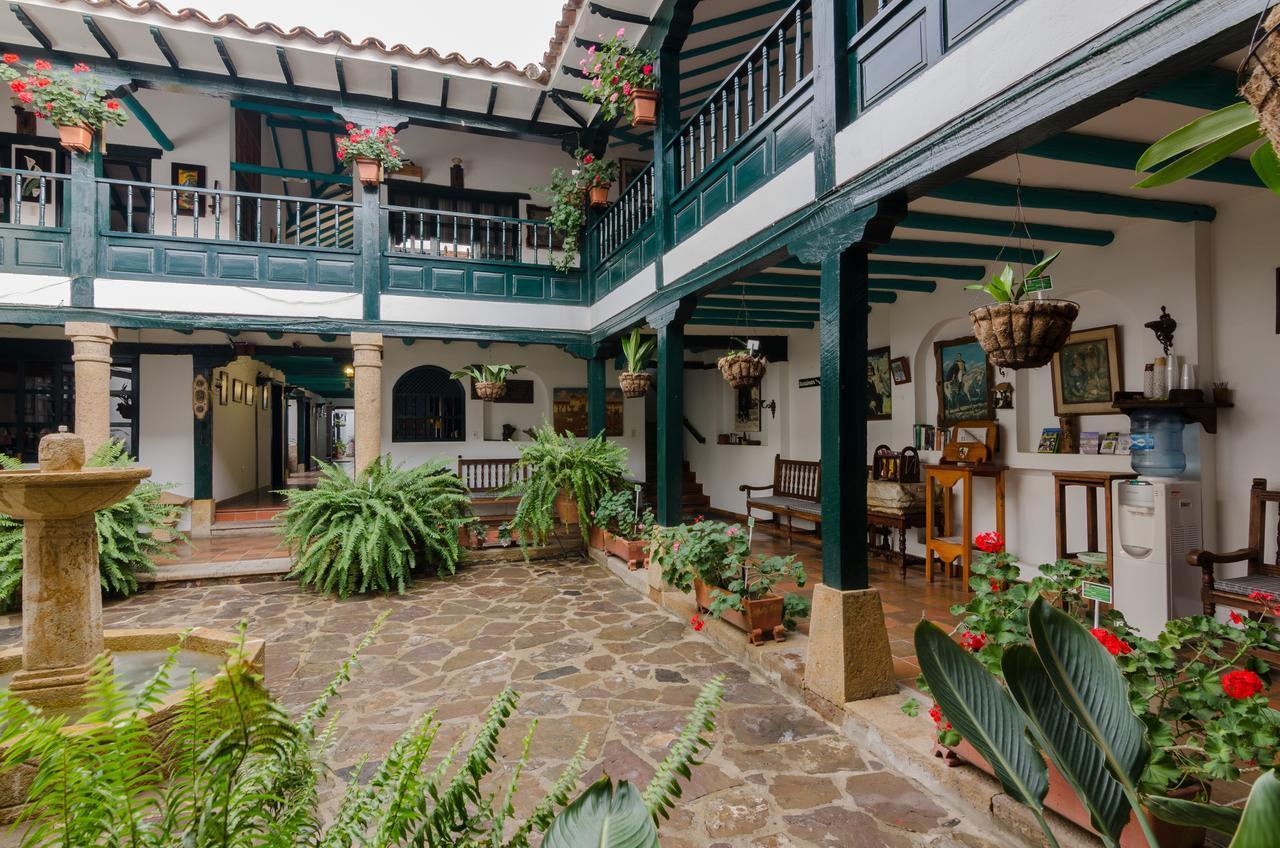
[804,583,896,709]
[9,661,97,709]
[190,499,215,538]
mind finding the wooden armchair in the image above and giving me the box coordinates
[1187,478,1280,618]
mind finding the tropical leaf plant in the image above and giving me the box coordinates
[508,423,628,548]
[0,620,725,847]
[964,251,1061,304]
[620,328,656,373]
[280,456,470,597]
[449,363,524,385]
[1135,100,1280,194]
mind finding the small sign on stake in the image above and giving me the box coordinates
[1023,275,1053,294]
[1081,580,1113,627]
[746,338,761,353]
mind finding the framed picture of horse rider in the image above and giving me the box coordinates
[934,335,993,426]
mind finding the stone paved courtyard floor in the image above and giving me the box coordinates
[0,558,1004,847]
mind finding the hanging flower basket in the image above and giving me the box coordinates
[474,381,507,401]
[629,88,658,127]
[717,352,767,388]
[618,371,652,398]
[588,183,611,208]
[1242,6,1280,154]
[969,300,1079,370]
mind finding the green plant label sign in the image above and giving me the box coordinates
[1080,581,1113,604]
[1023,275,1053,293]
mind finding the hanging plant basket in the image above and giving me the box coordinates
[629,88,659,127]
[1242,6,1280,154]
[588,183,611,208]
[717,352,768,388]
[618,371,652,398]
[56,124,94,154]
[969,300,1079,370]
[474,381,508,401]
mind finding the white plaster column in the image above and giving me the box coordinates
[64,322,116,456]
[351,332,383,475]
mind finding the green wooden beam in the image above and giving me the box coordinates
[700,300,820,314]
[389,66,398,101]
[899,211,1114,246]
[870,278,936,293]
[117,90,174,152]
[1027,131,1262,187]
[690,0,791,33]
[486,82,499,116]
[83,15,118,60]
[213,37,237,78]
[588,2,653,25]
[683,24,770,59]
[334,57,348,97]
[276,47,295,89]
[149,26,180,71]
[230,162,353,185]
[440,75,451,110]
[719,284,817,299]
[10,4,51,49]
[1140,66,1237,111]
[688,316,814,328]
[931,178,1216,222]
[231,99,343,125]
[875,239,1042,264]
[745,271,819,285]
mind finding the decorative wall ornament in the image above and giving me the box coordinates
[868,346,892,420]
[890,356,911,385]
[1050,324,1122,416]
[192,373,209,420]
[934,336,993,426]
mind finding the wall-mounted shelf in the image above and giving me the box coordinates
[1112,392,1232,434]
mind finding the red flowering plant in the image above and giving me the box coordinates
[578,28,657,122]
[336,124,404,174]
[0,55,127,132]
[573,147,619,189]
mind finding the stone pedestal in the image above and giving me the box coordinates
[189,498,215,539]
[9,515,103,708]
[350,332,383,476]
[804,583,896,708]
[64,322,116,456]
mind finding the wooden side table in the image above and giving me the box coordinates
[867,509,926,579]
[924,463,1007,589]
[1051,470,1137,582]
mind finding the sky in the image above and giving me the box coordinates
[191,0,568,67]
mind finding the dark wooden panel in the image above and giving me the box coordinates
[13,236,65,270]
[701,173,733,227]
[315,259,355,286]
[217,253,259,280]
[773,101,814,171]
[164,248,207,277]
[944,0,1015,47]
[106,244,154,275]
[387,263,426,290]
[100,234,360,290]
[430,267,467,293]
[858,7,928,108]
[551,276,582,301]
[512,274,545,299]
[266,255,308,283]
[473,270,507,296]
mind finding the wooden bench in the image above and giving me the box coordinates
[457,457,528,522]
[740,454,821,545]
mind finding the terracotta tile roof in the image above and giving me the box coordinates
[542,0,585,80]
[59,0,557,83]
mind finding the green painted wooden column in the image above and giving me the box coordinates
[587,354,607,438]
[811,0,852,194]
[68,148,102,307]
[648,1,695,286]
[358,181,382,320]
[193,356,219,501]
[649,300,693,525]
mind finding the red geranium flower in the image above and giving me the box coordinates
[989,578,1002,593]
[345,123,354,130]
[72,62,90,72]
[974,531,1004,553]
[2,53,18,64]
[35,77,49,87]
[105,100,120,111]
[33,59,51,71]
[1229,611,1244,625]
[642,63,653,75]
[689,614,705,632]
[17,92,32,104]
[1221,670,1264,700]
[582,153,593,164]
[928,703,952,730]
[9,79,25,93]
[1090,628,1132,656]
[959,630,987,652]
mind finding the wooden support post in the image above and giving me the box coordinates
[358,180,382,321]
[191,355,218,537]
[811,0,851,193]
[649,300,693,526]
[649,3,694,285]
[587,354,607,438]
[67,148,101,307]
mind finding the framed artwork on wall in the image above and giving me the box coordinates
[244,384,256,406]
[1050,324,1121,415]
[734,384,761,432]
[231,378,244,404]
[867,346,892,420]
[890,356,911,385]
[934,335,993,426]
[618,158,648,190]
[552,388,623,436]
[171,162,206,216]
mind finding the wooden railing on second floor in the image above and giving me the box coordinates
[384,205,561,267]
[593,163,655,263]
[2,167,70,228]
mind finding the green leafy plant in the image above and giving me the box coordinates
[0,620,727,846]
[336,123,405,173]
[1135,101,1280,194]
[575,148,619,189]
[578,28,658,122]
[508,424,628,548]
[448,363,524,385]
[592,486,654,540]
[0,54,128,132]
[0,442,183,611]
[964,251,1061,303]
[280,456,470,597]
[621,328,656,373]
[540,168,586,273]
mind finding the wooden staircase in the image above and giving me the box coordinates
[642,461,711,516]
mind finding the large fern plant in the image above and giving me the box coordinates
[508,423,629,547]
[0,442,183,610]
[0,620,726,846]
[281,457,471,598]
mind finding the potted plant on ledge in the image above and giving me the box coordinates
[618,328,655,397]
[337,124,404,188]
[579,28,659,127]
[509,423,628,549]
[449,364,524,401]
[577,149,618,208]
[0,55,127,153]
[966,251,1077,370]
[717,338,767,388]
[542,167,585,273]
[590,485,655,570]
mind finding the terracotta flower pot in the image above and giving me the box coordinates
[555,489,579,525]
[609,533,649,571]
[1242,6,1280,155]
[629,87,658,127]
[353,157,384,188]
[716,353,767,388]
[588,183,611,208]
[589,525,609,552]
[693,578,787,645]
[618,371,652,398]
[968,299,1079,370]
[474,381,507,401]
[948,739,1206,848]
[56,125,94,154]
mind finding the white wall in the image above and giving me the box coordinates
[138,354,195,498]
[380,341,646,479]
[211,356,280,502]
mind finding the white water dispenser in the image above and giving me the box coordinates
[1111,479,1202,636]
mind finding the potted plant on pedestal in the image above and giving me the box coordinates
[0,55,127,153]
[716,338,767,388]
[966,251,1077,370]
[449,364,524,401]
[337,124,404,188]
[541,167,586,273]
[618,328,655,397]
[576,148,618,208]
[579,28,659,127]
[591,485,655,570]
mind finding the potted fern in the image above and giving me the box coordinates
[336,124,404,188]
[509,423,627,546]
[716,337,767,388]
[449,363,524,401]
[0,55,127,153]
[966,251,1077,370]
[618,327,655,397]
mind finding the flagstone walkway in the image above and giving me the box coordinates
[4,559,1009,847]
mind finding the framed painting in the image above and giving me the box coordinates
[618,157,648,191]
[552,388,623,437]
[231,378,244,404]
[244,384,256,406]
[934,336,993,426]
[734,384,761,433]
[1051,324,1122,415]
[890,356,911,385]
[171,162,206,217]
[867,346,892,420]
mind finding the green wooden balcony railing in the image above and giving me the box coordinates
[0,167,70,275]
[586,163,658,299]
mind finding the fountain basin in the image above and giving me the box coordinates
[0,467,151,519]
[0,626,265,823]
